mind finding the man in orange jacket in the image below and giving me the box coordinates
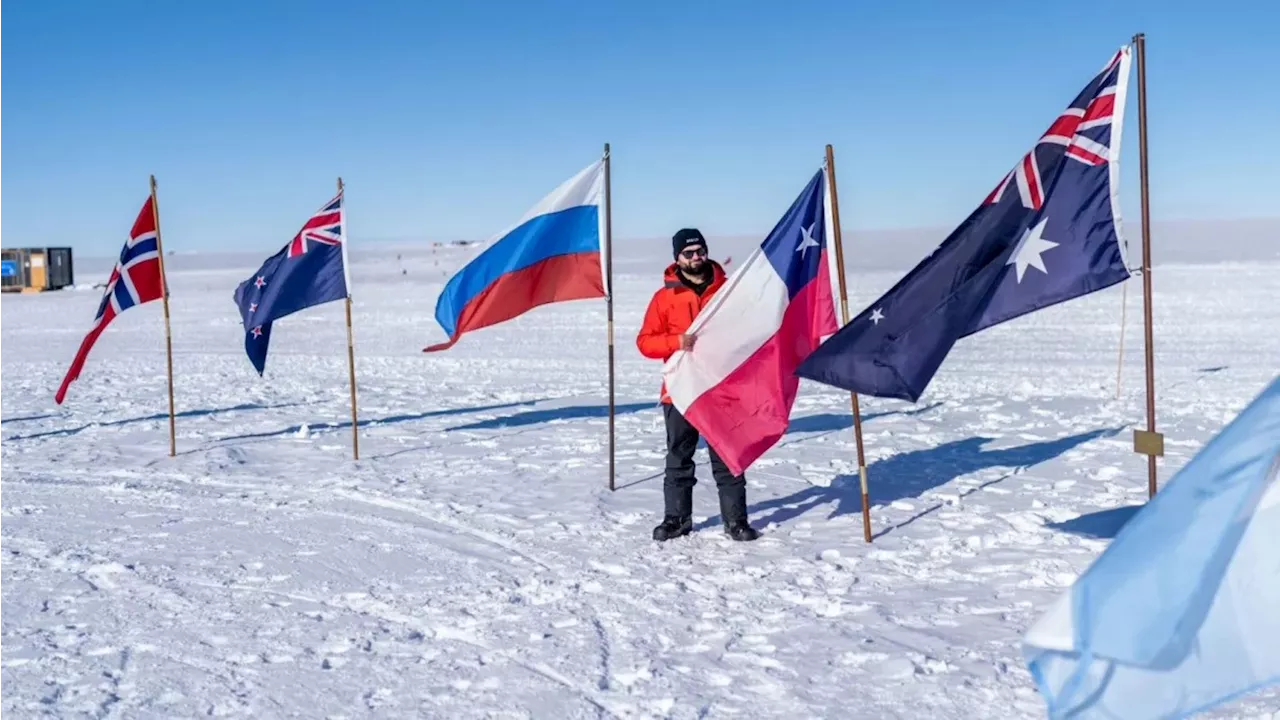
[637,228,761,543]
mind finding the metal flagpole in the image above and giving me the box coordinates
[824,145,873,543]
[1132,33,1163,497]
[604,143,617,492]
[150,175,177,457]
[339,177,360,460]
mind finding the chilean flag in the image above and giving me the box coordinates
[662,169,838,476]
[424,159,607,352]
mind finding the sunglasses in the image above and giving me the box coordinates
[680,247,708,259]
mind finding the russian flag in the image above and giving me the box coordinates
[662,169,838,476]
[424,158,607,352]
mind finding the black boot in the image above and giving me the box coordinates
[724,522,761,542]
[652,515,692,541]
[654,482,694,541]
[717,482,761,542]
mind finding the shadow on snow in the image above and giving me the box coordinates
[217,399,545,442]
[613,402,946,490]
[445,402,656,431]
[4,401,318,441]
[0,412,61,425]
[695,426,1124,532]
[444,399,942,435]
[775,402,944,444]
[1047,504,1143,540]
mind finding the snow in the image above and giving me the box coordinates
[3,243,1279,718]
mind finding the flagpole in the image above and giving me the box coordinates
[604,143,617,492]
[339,176,360,461]
[1132,33,1162,498]
[150,175,177,457]
[825,145,873,543]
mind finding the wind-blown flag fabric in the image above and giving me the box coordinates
[55,197,165,404]
[233,191,348,375]
[1023,375,1280,719]
[662,169,838,476]
[796,46,1134,402]
[424,159,606,352]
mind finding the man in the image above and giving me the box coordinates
[636,228,762,543]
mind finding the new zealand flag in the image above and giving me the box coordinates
[797,46,1135,402]
[233,191,348,374]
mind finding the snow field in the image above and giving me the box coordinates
[3,246,1278,718]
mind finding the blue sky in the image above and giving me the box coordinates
[4,0,1277,256]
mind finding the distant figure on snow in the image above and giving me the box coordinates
[636,228,761,543]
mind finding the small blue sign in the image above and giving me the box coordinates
[0,260,16,278]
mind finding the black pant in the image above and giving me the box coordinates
[663,403,748,524]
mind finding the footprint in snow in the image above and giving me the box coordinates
[588,561,629,576]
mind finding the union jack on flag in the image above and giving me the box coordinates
[985,49,1125,210]
[233,188,350,375]
[287,194,343,257]
[56,196,167,404]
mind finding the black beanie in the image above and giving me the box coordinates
[672,228,707,258]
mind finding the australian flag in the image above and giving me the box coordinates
[797,46,1135,402]
[233,191,348,374]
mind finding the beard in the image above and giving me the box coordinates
[680,258,707,275]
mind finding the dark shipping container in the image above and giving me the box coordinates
[46,247,74,289]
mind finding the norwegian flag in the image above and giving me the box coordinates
[56,196,166,404]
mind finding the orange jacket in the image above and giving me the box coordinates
[636,261,729,403]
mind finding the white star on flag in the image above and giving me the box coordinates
[795,224,821,258]
[1008,216,1059,283]
[870,308,884,325]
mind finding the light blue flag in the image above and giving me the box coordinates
[1023,375,1280,719]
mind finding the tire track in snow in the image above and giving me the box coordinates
[7,471,653,715]
[325,486,681,674]
[320,488,673,713]
[591,616,613,692]
[328,488,556,572]
[98,646,131,720]
[8,468,563,577]
[3,472,543,576]
[179,578,628,718]
[7,469,656,627]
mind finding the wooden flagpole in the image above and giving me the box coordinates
[150,175,177,457]
[824,145,873,543]
[1132,33,1163,498]
[604,143,617,492]
[339,177,360,460]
